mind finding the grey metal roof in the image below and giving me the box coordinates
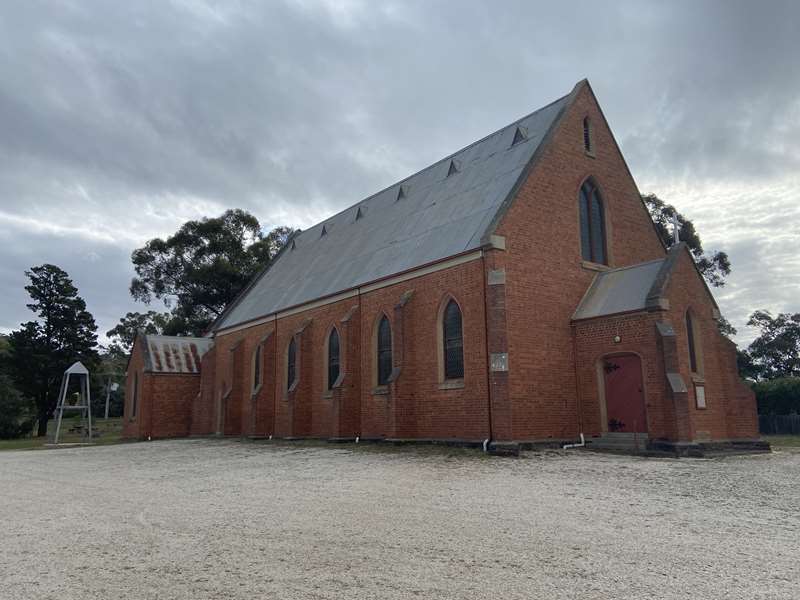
[216,91,572,331]
[142,335,213,374]
[572,259,666,321]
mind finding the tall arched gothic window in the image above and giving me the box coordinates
[579,179,607,265]
[377,316,392,386]
[287,337,297,391]
[327,328,340,390]
[252,344,262,393]
[443,300,464,380]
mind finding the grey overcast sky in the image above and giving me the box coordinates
[1,0,798,346]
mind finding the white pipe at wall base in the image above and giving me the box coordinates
[483,438,490,453]
[563,433,585,450]
[355,436,360,444]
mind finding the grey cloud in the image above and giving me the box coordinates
[0,0,798,344]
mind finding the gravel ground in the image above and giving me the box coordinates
[1,439,798,600]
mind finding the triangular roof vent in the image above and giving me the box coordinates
[320,224,328,237]
[512,126,528,146]
[355,206,365,221]
[396,185,407,201]
[446,159,460,177]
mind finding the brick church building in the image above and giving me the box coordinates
[123,80,761,454]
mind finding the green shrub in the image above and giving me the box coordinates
[753,377,800,415]
[0,375,35,439]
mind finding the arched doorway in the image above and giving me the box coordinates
[600,354,647,433]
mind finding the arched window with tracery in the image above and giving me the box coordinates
[579,179,607,265]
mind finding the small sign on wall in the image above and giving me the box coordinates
[490,353,508,372]
[695,384,706,409]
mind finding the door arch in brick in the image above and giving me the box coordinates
[597,353,648,434]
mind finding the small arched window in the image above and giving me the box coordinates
[327,328,340,390]
[579,180,607,265]
[443,300,464,379]
[377,316,392,386]
[131,371,139,418]
[287,337,297,391]
[583,116,592,153]
[252,344,262,393]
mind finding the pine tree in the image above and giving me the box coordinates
[8,264,98,436]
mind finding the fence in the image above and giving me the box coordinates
[759,414,800,435]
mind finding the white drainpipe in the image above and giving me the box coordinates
[563,433,585,450]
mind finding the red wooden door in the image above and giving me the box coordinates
[603,355,647,433]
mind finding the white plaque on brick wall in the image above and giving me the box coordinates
[695,385,706,409]
[490,353,508,372]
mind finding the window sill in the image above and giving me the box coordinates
[691,374,705,384]
[372,386,389,396]
[585,150,596,159]
[581,260,610,272]
[439,380,465,390]
[323,391,333,399]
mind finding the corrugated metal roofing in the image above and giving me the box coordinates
[572,259,666,321]
[142,335,213,374]
[216,91,572,331]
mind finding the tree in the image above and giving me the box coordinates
[7,264,98,436]
[642,194,731,287]
[106,311,171,357]
[0,374,34,439]
[745,310,800,380]
[0,335,34,439]
[129,209,295,336]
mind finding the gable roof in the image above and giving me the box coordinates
[215,83,581,332]
[139,334,213,374]
[572,259,666,321]
[573,243,719,321]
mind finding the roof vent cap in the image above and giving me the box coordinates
[512,126,528,146]
[355,206,365,221]
[446,159,461,177]
[396,185,407,201]
[320,224,328,237]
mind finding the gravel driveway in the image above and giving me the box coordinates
[1,439,797,599]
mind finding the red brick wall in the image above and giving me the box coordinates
[664,250,758,440]
[192,345,217,436]
[494,83,666,441]
[122,337,201,440]
[572,250,759,445]
[145,373,200,439]
[573,313,669,439]
[358,259,489,441]
[141,82,757,446]
[210,258,490,442]
[122,339,146,439]
[209,321,276,436]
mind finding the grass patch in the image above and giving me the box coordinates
[0,417,125,451]
[764,435,800,448]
